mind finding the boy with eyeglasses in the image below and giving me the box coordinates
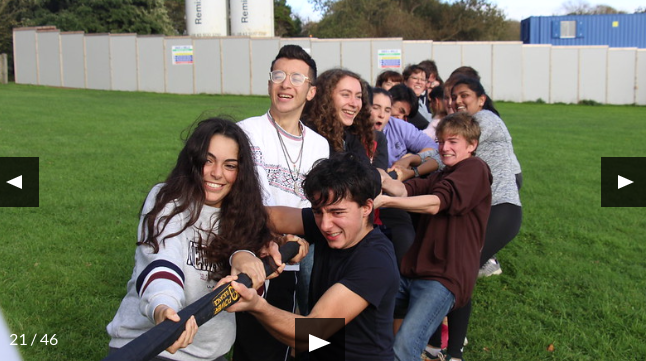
[235,44,330,361]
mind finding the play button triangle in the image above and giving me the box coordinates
[618,175,633,190]
[309,334,330,352]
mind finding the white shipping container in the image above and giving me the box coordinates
[230,0,274,37]
[186,0,228,37]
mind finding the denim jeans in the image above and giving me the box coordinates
[394,277,455,361]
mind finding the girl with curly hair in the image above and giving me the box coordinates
[107,117,286,361]
[303,68,378,167]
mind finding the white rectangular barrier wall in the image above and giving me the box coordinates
[221,38,251,95]
[522,45,550,102]
[61,32,85,89]
[578,47,607,104]
[85,34,111,91]
[607,48,637,105]
[550,47,579,104]
[492,43,523,103]
[37,29,62,87]
[110,34,138,92]
[13,28,38,85]
[637,50,646,105]
[12,27,645,105]
[194,38,223,95]
[137,36,165,93]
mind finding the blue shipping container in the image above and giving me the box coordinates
[521,13,646,48]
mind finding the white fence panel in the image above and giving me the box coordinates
[13,28,39,85]
[550,47,579,104]
[61,32,85,88]
[636,50,646,105]
[607,48,637,105]
[577,47,608,104]
[137,36,165,93]
[36,29,62,87]
[194,38,223,95]
[85,34,111,91]
[110,34,138,92]
[522,45,551,102]
[221,38,251,95]
[492,42,523,102]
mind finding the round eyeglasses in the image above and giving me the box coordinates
[408,75,426,83]
[269,70,310,86]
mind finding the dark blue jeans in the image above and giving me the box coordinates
[394,277,455,361]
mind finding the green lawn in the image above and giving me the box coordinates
[1,83,645,361]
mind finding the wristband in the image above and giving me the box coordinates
[229,250,256,267]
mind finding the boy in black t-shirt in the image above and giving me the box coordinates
[226,153,399,361]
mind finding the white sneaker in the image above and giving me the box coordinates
[478,257,502,278]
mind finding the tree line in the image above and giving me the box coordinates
[305,0,519,41]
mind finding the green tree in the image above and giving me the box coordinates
[1,0,175,79]
[310,0,404,38]
[309,0,511,41]
[428,0,508,41]
[308,0,335,14]
[500,20,521,41]
[164,0,186,35]
[0,0,20,53]
[21,0,175,34]
[1,0,32,80]
[274,0,303,37]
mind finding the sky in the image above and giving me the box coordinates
[285,0,644,22]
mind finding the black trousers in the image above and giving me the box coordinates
[233,270,297,361]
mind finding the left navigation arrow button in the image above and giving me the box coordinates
[7,175,22,189]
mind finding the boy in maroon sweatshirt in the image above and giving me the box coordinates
[376,112,492,361]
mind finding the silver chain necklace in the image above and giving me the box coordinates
[267,112,304,192]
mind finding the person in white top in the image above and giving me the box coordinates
[106,118,295,361]
[238,45,329,208]
[236,45,329,361]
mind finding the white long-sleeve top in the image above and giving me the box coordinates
[107,184,235,361]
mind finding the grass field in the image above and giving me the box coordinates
[1,83,645,361]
